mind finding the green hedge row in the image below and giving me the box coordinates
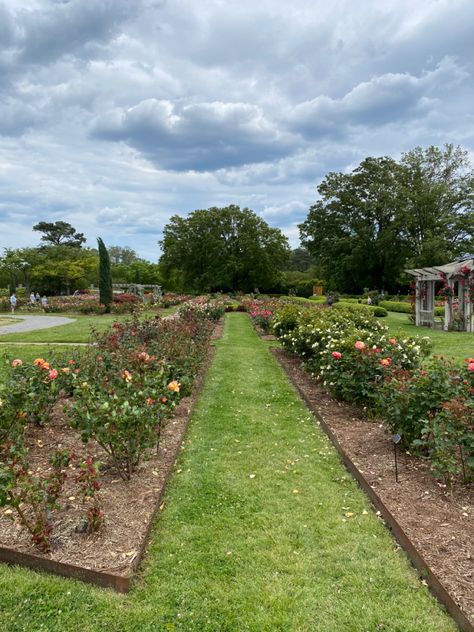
[379,300,445,317]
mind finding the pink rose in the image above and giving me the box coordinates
[332,351,342,360]
[354,341,365,350]
[467,363,474,373]
[48,369,58,380]
[11,359,23,368]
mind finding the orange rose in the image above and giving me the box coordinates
[167,380,180,393]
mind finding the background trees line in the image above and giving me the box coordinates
[1,144,472,296]
[0,222,161,296]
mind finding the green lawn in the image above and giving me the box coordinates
[0,345,78,367]
[0,317,21,327]
[0,313,456,631]
[386,311,474,361]
[0,308,177,344]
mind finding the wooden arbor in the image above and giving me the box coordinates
[405,257,474,332]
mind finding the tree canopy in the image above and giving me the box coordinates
[299,145,474,292]
[108,246,139,266]
[160,205,290,292]
[33,221,86,248]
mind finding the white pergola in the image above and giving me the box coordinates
[406,257,473,332]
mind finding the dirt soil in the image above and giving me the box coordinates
[273,347,474,625]
[0,319,224,579]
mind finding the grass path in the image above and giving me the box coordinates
[0,313,456,631]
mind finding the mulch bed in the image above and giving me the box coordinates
[272,347,474,626]
[0,318,224,588]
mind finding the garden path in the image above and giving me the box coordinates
[0,314,75,335]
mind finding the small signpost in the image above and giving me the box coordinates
[392,434,401,483]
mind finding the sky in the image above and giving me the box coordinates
[0,0,473,262]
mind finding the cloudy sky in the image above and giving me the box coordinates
[0,0,473,261]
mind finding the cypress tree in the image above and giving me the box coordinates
[97,237,113,313]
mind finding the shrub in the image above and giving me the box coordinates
[417,396,473,484]
[374,357,466,446]
[112,293,140,304]
[0,446,72,552]
[319,332,431,406]
[70,354,180,480]
[379,300,444,317]
[274,302,431,406]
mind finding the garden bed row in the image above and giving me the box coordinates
[0,306,224,591]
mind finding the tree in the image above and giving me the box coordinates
[97,238,113,312]
[26,246,98,295]
[160,205,290,292]
[299,146,474,292]
[108,246,138,265]
[287,247,314,272]
[398,144,474,266]
[0,248,34,294]
[300,157,407,292]
[33,221,86,248]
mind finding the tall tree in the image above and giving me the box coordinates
[288,247,314,272]
[33,221,86,248]
[108,246,138,265]
[398,144,474,266]
[160,205,290,292]
[97,238,113,312]
[300,146,474,292]
[300,157,407,292]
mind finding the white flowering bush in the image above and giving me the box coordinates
[274,304,432,405]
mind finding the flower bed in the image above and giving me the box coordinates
[0,307,223,584]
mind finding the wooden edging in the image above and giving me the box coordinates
[271,348,474,632]
[0,318,224,593]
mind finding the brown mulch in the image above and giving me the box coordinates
[272,347,474,625]
[0,318,224,579]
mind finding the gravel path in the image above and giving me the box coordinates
[0,314,76,335]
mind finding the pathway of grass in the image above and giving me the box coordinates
[0,313,457,631]
[386,311,474,361]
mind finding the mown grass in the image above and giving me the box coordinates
[0,313,457,631]
[386,311,474,361]
[0,317,22,327]
[0,345,77,367]
[0,308,177,344]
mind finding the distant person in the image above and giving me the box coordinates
[30,292,36,305]
[41,295,48,310]
[326,293,334,307]
[367,296,372,305]
[10,293,17,313]
[35,292,41,303]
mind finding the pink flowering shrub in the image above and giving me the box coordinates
[376,358,474,482]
